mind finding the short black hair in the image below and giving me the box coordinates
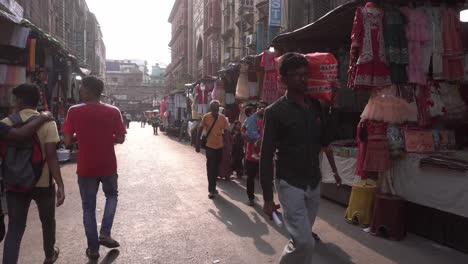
[278,52,309,77]
[82,76,104,97]
[244,106,254,117]
[13,83,40,107]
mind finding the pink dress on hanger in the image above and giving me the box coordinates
[441,8,465,81]
[348,4,391,90]
[400,7,430,85]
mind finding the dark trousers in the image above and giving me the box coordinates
[245,160,259,200]
[78,174,118,251]
[205,147,223,193]
[3,187,56,264]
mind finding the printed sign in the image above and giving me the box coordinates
[269,0,282,27]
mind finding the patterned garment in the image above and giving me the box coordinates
[348,5,391,90]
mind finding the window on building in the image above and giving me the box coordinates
[196,37,203,61]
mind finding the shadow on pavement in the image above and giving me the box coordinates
[314,242,353,263]
[209,195,276,256]
[86,249,120,264]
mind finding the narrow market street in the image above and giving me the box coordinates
[6,123,468,264]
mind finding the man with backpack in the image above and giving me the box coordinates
[62,76,126,260]
[1,84,64,264]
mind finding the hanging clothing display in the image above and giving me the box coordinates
[400,7,430,85]
[383,6,408,84]
[425,7,444,80]
[248,65,258,100]
[438,82,467,121]
[356,120,391,179]
[27,39,37,72]
[236,64,249,100]
[360,86,411,124]
[0,65,26,86]
[441,8,465,81]
[261,50,283,104]
[211,79,225,105]
[195,83,211,115]
[348,3,391,90]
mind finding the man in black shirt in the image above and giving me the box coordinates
[260,53,334,263]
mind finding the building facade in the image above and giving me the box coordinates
[106,60,165,114]
[221,0,255,66]
[166,0,190,93]
[13,0,106,75]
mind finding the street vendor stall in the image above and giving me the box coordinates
[270,0,468,253]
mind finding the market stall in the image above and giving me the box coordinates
[271,0,468,252]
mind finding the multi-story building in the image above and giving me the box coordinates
[13,0,106,74]
[221,0,254,66]
[166,0,190,93]
[192,0,205,78]
[106,60,164,114]
[285,0,350,31]
[203,0,222,77]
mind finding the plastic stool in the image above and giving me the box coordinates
[345,182,377,226]
[370,193,406,241]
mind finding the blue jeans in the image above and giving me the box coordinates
[78,174,118,251]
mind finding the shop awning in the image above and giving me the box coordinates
[270,0,363,52]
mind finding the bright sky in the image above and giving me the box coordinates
[86,0,175,68]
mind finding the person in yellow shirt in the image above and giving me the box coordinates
[195,100,230,199]
[2,84,64,264]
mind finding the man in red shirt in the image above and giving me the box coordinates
[62,76,126,260]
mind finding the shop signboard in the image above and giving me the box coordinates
[269,0,282,27]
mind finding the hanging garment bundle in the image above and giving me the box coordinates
[304,53,338,102]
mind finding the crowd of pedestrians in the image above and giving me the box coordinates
[195,53,342,264]
[0,76,126,263]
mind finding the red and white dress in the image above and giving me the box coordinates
[348,4,391,90]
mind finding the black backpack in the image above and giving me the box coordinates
[1,113,44,192]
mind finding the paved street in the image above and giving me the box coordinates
[4,122,468,264]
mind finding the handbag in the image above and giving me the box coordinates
[201,116,218,149]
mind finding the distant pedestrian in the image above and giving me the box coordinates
[140,115,147,128]
[260,53,339,264]
[217,107,233,180]
[195,100,230,199]
[149,115,160,135]
[231,121,244,178]
[245,108,264,206]
[1,84,65,264]
[125,113,131,128]
[121,111,128,128]
[62,76,127,260]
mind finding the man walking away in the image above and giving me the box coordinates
[62,76,127,260]
[140,115,147,128]
[195,100,229,199]
[2,84,65,264]
[260,53,335,264]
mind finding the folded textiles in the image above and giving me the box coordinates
[331,139,357,147]
[420,155,468,171]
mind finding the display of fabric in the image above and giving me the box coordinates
[348,3,391,90]
[356,120,391,179]
[383,6,408,84]
[441,8,465,81]
[438,82,467,121]
[195,83,211,115]
[400,7,430,85]
[27,39,36,72]
[361,86,411,124]
[261,50,283,104]
[211,80,225,104]
[236,64,249,100]
[425,7,444,80]
[420,155,468,171]
[0,65,26,86]
[403,129,434,153]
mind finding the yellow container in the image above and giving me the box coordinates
[345,182,377,226]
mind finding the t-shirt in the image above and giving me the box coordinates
[62,103,127,177]
[201,113,230,150]
[0,122,11,139]
[2,109,60,187]
[243,113,260,136]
